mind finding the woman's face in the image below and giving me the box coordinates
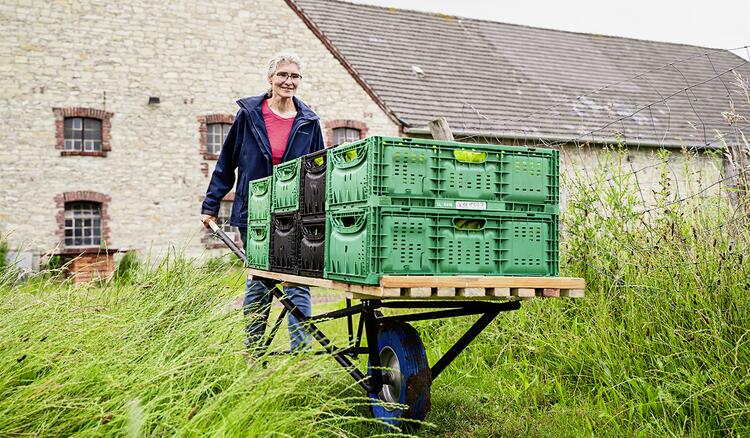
[268,62,301,99]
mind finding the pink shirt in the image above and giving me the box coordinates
[261,99,295,165]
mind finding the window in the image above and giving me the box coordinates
[207,123,231,155]
[64,201,102,247]
[53,107,113,156]
[332,127,361,146]
[198,114,235,160]
[325,120,368,148]
[64,117,102,152]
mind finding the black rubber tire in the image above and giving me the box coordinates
[368,321,431,430]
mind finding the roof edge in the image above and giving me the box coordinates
[403,127,720,150]
[284,0,405,128]
[321,0,747,54]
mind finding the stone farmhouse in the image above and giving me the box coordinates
[2,0,748,280]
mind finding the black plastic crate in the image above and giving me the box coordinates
[299,149,327,216]
[299,216,325,278]
[269,212,299,275]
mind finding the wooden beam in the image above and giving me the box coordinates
[378,275,585,289]
[245,269,586,300]
[511,288,536,298]
[246,268,335,288]
[428,117,454,141]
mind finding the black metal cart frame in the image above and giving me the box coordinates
[263,286,521,394]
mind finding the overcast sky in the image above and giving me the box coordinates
[349,0,750,60]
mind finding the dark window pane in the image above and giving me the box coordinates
[207,123,230,155]
[64,118,83,146]
[84,118,101,136]
[332,127,361,146]
[64,118,102,153]
[83,129,100,139]
[64,201,102,247]
[65,118,82,130]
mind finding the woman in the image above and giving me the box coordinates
[201,53,324,353]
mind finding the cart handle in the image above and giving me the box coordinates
[207,220,247,264]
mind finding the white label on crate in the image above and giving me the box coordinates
[455,201,487,210]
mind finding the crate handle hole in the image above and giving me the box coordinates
[453,150,487,164]
[453,218,486,231]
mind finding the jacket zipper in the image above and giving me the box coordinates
[249,119,273,172]
[281,118,312,163]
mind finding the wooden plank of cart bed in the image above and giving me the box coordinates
[245,268,389,297]
[344,276,587,300]
[379,276,585,289]
[246,269,585,300]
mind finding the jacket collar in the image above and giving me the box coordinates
[236,92,319,122]
[236,92,318,166]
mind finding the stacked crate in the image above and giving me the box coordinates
[246,176,272,270]
[324,136,560,285]
[269,158,302,274]
[298,150,327,277]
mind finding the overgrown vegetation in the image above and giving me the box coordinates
[0,234,9,278]
[1,150,748,436]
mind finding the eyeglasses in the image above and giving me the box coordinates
[274,72,303,81]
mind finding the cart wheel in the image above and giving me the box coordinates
[368,321,431,430]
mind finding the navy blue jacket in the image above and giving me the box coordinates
[201,93,324,227]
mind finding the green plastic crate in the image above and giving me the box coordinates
[324,206,559,285]
[248,176,273,222]
[246,222,270,270]
[326,136,559,213]
[272,158,301,212]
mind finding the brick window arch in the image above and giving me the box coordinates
[324,120,368,147]
[199,114,235,160]
[54,191,111,249]
[53,107,114,157]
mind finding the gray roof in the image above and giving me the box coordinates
[290,0,750,148]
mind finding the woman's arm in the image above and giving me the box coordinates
[201,112,242,219]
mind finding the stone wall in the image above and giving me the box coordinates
[0,0,400,260]
[558,144,725,211]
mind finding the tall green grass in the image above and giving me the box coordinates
[0,260,392,437]
[418,148,750,436]
[1,149,748,436]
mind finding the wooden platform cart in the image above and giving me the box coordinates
[211,222,585,430]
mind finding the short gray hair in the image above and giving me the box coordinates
[266,53,304,78]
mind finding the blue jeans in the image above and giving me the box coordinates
[240,227,312,352]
